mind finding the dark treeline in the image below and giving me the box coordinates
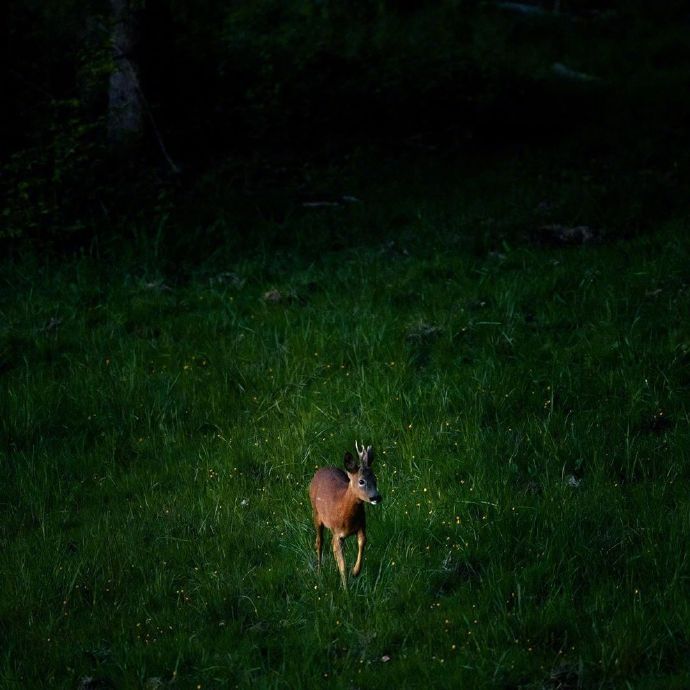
[4,0,690,247]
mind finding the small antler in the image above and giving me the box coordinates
[355,441,373,469]
[355,440,367,461]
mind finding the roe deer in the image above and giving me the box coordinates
[309,441,382,588]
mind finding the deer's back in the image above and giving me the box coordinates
[309,467,363,534]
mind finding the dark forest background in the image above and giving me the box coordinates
[4,0,690,253]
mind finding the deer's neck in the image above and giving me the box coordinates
[344,482,362,510]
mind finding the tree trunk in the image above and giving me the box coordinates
[107,0,143,144]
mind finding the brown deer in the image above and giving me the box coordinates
[309,441,382,588]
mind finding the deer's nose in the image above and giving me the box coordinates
[371,494,383,505]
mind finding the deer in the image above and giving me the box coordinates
[309,441,383,589]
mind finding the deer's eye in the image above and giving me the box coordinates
[358,479,366,486]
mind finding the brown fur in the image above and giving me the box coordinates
[309,445,381,588]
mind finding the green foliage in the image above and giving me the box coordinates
[1,100,105,241]
[4,0,111,242]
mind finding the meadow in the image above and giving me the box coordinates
[1,150,690,689]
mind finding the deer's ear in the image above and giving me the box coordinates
[344,451,359,473]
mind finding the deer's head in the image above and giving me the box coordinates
[344,441,382,505]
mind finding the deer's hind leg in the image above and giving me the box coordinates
[313,514,324,570]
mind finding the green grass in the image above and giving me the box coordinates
[1,152,690,689]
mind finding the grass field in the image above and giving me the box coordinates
[1,150,690,689]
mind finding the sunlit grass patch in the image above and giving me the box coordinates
[1,173,689,687]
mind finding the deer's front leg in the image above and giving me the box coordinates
[352,528,366,577]
[332,536,347,589]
